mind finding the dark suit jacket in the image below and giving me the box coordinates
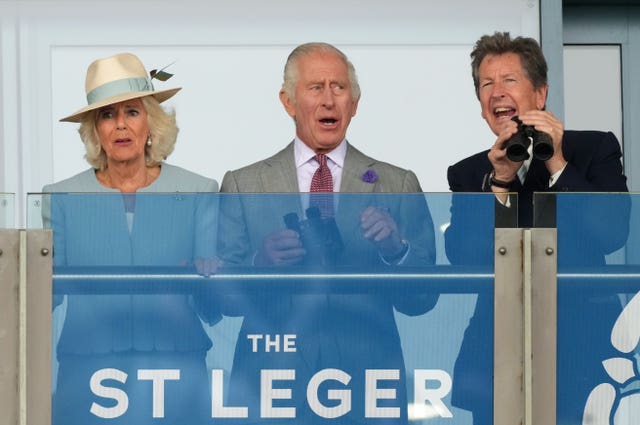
[445,130,630,422]
[447,130,629,227]
[218,142,437,424]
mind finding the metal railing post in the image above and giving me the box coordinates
[494,228,525,425]
[21,230,53,425]
[529,228,558,425]
[0,230,20,425]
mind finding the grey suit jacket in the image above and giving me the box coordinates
[221,141,420,193]
[218,142,437,424]
[219,142,436,267]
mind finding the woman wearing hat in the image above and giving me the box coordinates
[43,53,220,424]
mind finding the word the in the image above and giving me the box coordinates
[247,334,297,352]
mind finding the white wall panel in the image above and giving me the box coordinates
[563,45,622,147]
[0,0,539,225]
[0,6,19,208]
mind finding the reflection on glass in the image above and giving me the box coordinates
[0,193,15,229]
[26,193,44,229]
[217,192,441,424]
[25,193,499,425]
[39,192,221,425]
[444,192,509,425]
[540,192,639,425]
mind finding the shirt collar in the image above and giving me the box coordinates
[294,137,347,169]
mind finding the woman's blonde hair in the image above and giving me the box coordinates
[78,96,178,170]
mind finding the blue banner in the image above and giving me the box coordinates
[39,193,499,424]
[551,193,637,425]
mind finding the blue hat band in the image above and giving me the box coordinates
[86,77,155,105]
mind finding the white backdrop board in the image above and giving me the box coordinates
[0,0,540,225]
[50,45,493,187]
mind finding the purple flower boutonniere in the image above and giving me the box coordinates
[362,169,378,183]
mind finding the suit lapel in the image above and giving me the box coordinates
[335,144,379,242]
[262,142,300,192]
[340,144,378,193]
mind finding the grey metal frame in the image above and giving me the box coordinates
[0,230,20,425]
[530,228,558,425]
[494,228,559,425]
[24,230,52,425]
[541,0,566,121]
[494,228,525,425]
[0,230,52,425]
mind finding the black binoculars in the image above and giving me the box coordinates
[504,116,554,162]
[283,206,344,266]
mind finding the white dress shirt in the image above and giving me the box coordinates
[294,137,346,212]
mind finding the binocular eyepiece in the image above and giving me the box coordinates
[504,116,554,162]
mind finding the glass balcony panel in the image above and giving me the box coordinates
[536,192,639,425]
[27,192,503,425]
[0,193,15,228]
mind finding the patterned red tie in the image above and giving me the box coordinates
[310,154,334,218]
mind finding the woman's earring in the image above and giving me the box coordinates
[146,135,152,147]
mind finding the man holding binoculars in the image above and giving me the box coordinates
[447,31,626,227]
[445,32,629,425]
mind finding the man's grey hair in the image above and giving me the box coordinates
[282,42,361,101]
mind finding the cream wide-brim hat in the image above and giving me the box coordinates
[60,52,181,123]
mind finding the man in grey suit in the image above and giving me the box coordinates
[218,42,437,424]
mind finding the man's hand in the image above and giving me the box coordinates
[488,118,522,185]
[194,257,223,277]
[255,229,306,266]
[518,110,566,174]
[360,206,404,258]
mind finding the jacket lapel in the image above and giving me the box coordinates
[262,142,300,192]
[339,144,378,193]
